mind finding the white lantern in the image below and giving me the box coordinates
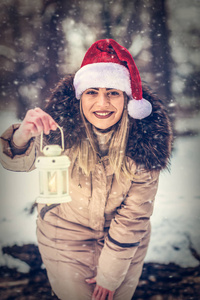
[35,125,71,205]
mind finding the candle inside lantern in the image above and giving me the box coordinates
[48,171,57,194]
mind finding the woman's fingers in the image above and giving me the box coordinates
[92,285,100,299]
[27,108,57,135]
[108,291,114,300]
[91,284,114,300]
[86,278,115,300]
[34,108,57,132]
[12,108,58,147]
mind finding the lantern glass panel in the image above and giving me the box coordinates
[62,170,67,194]
[39,172,44,195]
[48,171,57,194]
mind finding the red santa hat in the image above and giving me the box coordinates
[73,39,152,119]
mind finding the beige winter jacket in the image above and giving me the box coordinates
[0,76,172,298]
[0,124,159,292]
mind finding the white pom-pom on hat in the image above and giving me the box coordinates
[127,98,152,120]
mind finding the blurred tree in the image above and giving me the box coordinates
[167,0,200,115]
[0,0,199,120]
[121,0,143,48]
[148,0,173,104]
[0,0,67,119]
[101,0,113,39]
[98,0,143,47]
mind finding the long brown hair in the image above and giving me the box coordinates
[71,94,133,181]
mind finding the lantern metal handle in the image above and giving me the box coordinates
[40,125,64,153]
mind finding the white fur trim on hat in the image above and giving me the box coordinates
[73,62,132,99]
[127,98,152,119]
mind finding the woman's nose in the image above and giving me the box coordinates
[97,93,109,107]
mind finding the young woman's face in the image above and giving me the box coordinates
[81,88,125,130]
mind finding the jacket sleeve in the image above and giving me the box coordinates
[96,168,160,291]
[0,124,37,172]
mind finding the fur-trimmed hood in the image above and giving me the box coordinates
[44,75,172,171]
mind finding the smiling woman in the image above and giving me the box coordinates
[0,39,172,300]
[81,88,125,129]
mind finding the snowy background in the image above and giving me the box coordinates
[0,0,199,277]
[0,110,200,273]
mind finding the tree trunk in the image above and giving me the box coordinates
[100,0,114,39]
[149,0,173,104]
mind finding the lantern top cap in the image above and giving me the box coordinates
[43,145,62,156]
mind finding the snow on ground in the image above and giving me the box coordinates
[0,110,200,272]
[146,134,200,267]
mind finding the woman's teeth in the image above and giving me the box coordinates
[95,112,110,116]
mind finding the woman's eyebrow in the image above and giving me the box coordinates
[89,88,115,90]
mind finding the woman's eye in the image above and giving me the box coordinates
[108,91,120,96]
[86,90,97,95]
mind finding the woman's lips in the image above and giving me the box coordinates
[93,111,113,119]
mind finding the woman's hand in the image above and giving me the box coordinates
[86,277,115,300]
[12,107,58,148]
